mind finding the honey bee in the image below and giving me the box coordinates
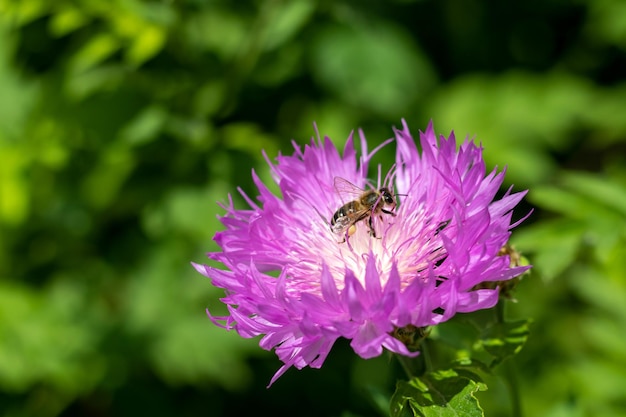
[330,177,398,239]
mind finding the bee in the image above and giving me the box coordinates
[330,177,398,239]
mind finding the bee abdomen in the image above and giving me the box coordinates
[330,202,357,233]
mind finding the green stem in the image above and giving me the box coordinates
[495,298,505,322]
[395,339,431,379]
[504,360,522,417]
[421,338,433,373]
[495,301,523,417]
[396,354,416,379]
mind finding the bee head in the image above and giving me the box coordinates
[379,188,396,205]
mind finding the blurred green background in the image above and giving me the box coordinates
[1,0,625,416]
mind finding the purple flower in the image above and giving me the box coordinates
[193,120,530,385]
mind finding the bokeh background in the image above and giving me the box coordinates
[1,0,625,416]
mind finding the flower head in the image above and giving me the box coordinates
[193,120,530,385]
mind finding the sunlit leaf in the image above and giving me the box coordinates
[69,32,121,73]
[390,370,487,417]
[0,146,30,225]
[126,24,167,66]
[0,0,47,25]
[49,6,89,36]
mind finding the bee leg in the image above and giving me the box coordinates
[338,224,357,244]
[381,208,397,217]
[368,216,378,238]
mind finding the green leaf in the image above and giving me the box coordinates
[63,64,125,99]
[451,359,493,381]
[530,185,622,223]
[49,6,90,36]
[69,32,121,73]
[0,281,104,393]
[561,171,626,216]
[511,218,584,281]
[186,9,248,60]
[390,370,487,417]
[125,24,166,66]
[263,0,314,51]
[118,105,167,146]
[0,145,30,225]
[311,23,435,117]
[586,0,626,48]
[570,265,626,324]
[80,143,135,209]
[425,72,600,186]
[221,122,280,160]
[479,319,531,367]
[0,0,48,26]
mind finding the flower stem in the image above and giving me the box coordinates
[396,354,416,379]
[504,360,522,417]
[395,339,431,379]
[495,298,505,322]
[496,301,523,417]
[421,338,433,373]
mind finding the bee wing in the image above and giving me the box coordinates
[333,177,364,198]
